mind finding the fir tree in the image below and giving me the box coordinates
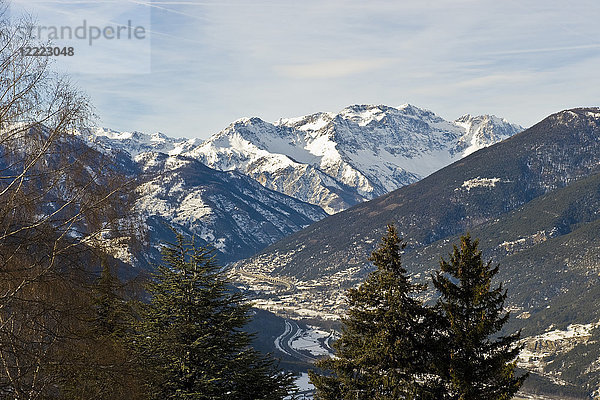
[134,232,296,400]
[310,224,437,399]
[59,257,146,399]
[93,257,130,337]
[432,234,528,400]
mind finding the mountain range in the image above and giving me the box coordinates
[191,104,522,213]
[79,104,520,263]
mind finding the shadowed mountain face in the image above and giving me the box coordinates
[135,153,328,265]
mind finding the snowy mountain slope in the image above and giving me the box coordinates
[186,117,367,214]
[134,153,327,264]
[79,127,198,157]
[190,104,522,213]
[74,129,328,265]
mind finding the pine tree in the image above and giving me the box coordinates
[432,234,528,400]
[134,232,296,400]
[310,224,437,399]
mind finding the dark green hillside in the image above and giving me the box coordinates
[398,170,600,329]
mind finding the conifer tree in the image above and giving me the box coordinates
[93,258,131,338]
[310,224,437,399]
[134,232,296,400]
[58,257,145,399]
[432,234,528,400]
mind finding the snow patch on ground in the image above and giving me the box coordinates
[586,111,600,120]
[500,237,527,248]
[291,373,314,398]
[537,322,598,342]
[295,373,314,391]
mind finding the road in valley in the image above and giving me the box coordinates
[274,319,318,363]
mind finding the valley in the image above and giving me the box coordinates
[78,105,600,398]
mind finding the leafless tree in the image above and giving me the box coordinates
[0,2,143,397]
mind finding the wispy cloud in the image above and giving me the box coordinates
[482,44,600,57]
[18,0,599,138]
[274,58,394,79]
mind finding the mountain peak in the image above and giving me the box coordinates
[397,103,439,118]
[453,114,523,156]
[337,104,390,126]
[192,103,522,213]
[229,116,268,128]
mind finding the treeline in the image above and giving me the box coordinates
[309,225,528,400]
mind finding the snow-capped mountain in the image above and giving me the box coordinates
[76,103,521,262]
[80,127,198,157]
[190,104,523,213]
[75,128,328,265]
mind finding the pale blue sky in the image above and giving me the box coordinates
[13,0,600,139]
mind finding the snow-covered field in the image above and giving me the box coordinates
[290,326,333,357]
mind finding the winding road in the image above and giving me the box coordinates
[274,319,319,363]
[234,269,297,292]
